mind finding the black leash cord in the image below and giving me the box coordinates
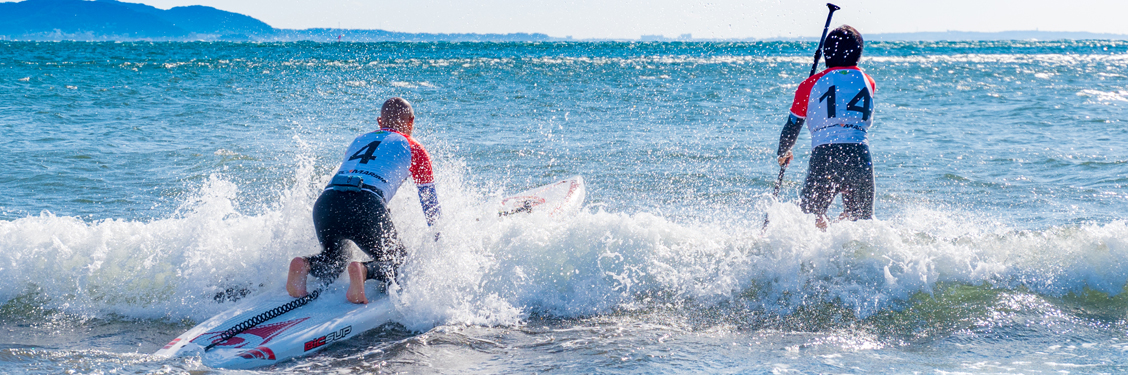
[203,289,321,352]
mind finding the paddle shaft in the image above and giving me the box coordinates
[809,4,842,77]
[763,3,839,230]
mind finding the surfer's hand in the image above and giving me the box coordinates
[778,151,793,167]
[433,232,441,242]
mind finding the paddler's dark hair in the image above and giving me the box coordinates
[823,25,863,67]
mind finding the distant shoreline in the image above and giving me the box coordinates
[3,31,1128,43]
[3,0,1126,43]
[3,29,1127,43]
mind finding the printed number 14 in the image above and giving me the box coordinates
[819,85,872,121]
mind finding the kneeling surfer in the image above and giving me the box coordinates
[287,97,441,304]
[777,25,878,229]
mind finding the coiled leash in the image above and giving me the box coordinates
[203,288,322,352]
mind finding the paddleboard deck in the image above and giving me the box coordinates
[155,283,395,369]
[158,175,586,369]
[499,175,585,217]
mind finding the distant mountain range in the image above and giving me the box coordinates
[0,0,553,42]
[0,0,272,40]
[1,0,1125,42]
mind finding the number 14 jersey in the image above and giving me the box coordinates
[789,66,877,149]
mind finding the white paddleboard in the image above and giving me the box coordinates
[158,175,587,369]
[498,175,585,217]
[155,282,395,369]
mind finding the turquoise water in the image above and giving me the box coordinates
[2,40,1128,373]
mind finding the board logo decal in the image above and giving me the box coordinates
[303,325,353,352]
[192,317,309,349]
[236,346,276,360]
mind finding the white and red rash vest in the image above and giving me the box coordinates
[789,66,877,148]
[332,128,435,203]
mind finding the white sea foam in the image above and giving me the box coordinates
[0,155,326,321]
[2,153,1128,330]
[1077,89,1128,102]
[357,54,1128,68]
[865,53,1128,65]
[26,52,1127,75]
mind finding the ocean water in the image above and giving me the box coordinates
[1,40,1128,373]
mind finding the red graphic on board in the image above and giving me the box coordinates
[161,338,181,350]
[191,318,309,349]
[237,346,277,360]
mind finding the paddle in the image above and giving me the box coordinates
[809,4,842,77]
[762,3,840,232]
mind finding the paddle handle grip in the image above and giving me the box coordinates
[809,3,841,77]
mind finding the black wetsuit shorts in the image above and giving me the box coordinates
[800,143,874,220]
[308,189,406,283]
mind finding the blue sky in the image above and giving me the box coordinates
[11,0,1128,39]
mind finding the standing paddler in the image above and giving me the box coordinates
[775,25,877,230]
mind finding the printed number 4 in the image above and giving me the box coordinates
[846,89,872,121]
[819,86,872,121]
[348,141,381,164]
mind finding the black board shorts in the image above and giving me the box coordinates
[308,189,406,283]
[800,143,875,220]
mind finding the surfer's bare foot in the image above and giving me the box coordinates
[816,215,829,231]
[287,257,310,298]
[346,262,369,304]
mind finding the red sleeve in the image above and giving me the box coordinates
[789,70,828,118]
[865,73,877,93]
[407,137,435,185]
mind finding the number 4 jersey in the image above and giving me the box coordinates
[789,66,877,148]
[332,128,441,225]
